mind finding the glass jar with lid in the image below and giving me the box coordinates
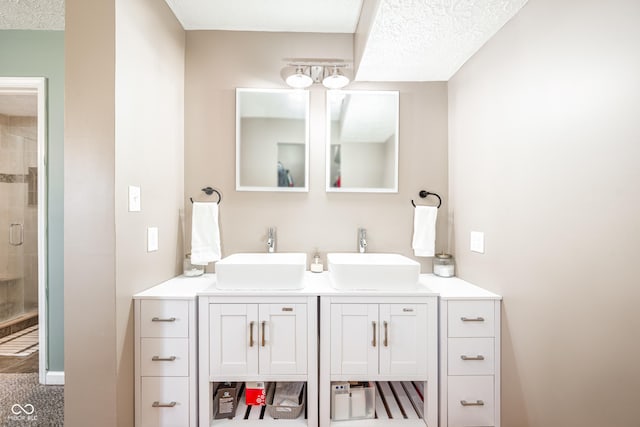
[433,253,455,277]
[183,253,205,277]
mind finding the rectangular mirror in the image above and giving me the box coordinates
[236,88,309,192]
[326,90,399,193]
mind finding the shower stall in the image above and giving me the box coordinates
[0,77,48,383]
[0,84,41,337]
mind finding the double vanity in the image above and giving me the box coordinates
[133,253,501,427]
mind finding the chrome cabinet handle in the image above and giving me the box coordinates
[151,317,176,322]
[460,400,485,406]
[402,308,414,312]
[383,321,389,347]
[9,223,23,246]
[461,316,485,322]
[152,356,177,362]
[372,321,377,347]
[461,355,485,361]
[261,321,266,347]
[282,307,293,312]
[152,401,177,408]
[249,321,255,347]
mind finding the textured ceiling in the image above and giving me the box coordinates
[356,0,529,81]
[0,0,529,82]
[0,0,64,30]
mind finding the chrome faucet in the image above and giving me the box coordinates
[267,227,276,253]
[358,228,367,253]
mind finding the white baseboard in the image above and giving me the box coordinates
[45,371,65,385]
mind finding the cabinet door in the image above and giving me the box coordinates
[209,304,258,376]
[379,304,428,376]
[258,303,307,375]
[330,304,378,376]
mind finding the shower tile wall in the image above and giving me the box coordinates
[0,114,38,323]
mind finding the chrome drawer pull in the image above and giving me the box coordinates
[152,356,177,362]
[282,307,293,312]
[461,316,485,322]
[261,321,266,347]
[461,355,485,361]
[402,308,414,312]
[460,400,485,406]
[151,317,176,322]
[152,401,177,408]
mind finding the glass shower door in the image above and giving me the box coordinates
[0,94,38,326]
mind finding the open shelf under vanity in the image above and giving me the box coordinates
[328,381,427,427]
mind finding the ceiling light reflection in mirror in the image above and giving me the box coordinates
[326,90,399,193]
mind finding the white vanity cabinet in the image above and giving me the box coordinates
[199,294,318,427]
[209,302,308,376]
[428,278,502,427]
[320,295,438,427]
[134,276,212,427]
[330,302,429,377]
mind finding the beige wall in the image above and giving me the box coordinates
[448,0,640,425]
[114,0,185,425]
[65,0,184,425]
[185,31,449,269]
[65,0,117,424]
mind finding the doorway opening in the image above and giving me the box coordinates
[0,78,47,382]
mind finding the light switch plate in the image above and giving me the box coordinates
[470,231,485,253]
[147,227,158,252]
[128,186,141,212]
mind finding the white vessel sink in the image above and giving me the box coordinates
[215,253,307,289]
[327,253,420,290]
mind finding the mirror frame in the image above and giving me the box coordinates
[235,88,310,192]
[325,90,399,193]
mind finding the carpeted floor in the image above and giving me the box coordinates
[0,373,63,426]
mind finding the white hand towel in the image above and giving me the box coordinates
[412,206,438,257]
[191,202,221,265]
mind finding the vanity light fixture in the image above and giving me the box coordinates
[322,66,350,89]
[283,62,350,90]
[285,66,314,89]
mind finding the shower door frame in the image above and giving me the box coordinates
[0,77,49,384]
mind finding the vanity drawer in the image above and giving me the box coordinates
[140,338,189,377]
[140,300,189,338]
[140,377,189,427]
[448,300,495,338]
[448,337,495,376]
[448,375,495,427]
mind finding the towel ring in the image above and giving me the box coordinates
[411,190,441,208]
[190,187,222,204]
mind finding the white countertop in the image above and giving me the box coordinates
[134,271,501,300]
[133,274,214,299]
[198,271,438,297]
[420,274,501,300]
